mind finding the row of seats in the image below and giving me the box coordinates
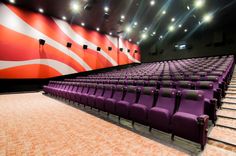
[44,83,212,149]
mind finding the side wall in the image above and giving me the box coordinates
[0,3,141,79]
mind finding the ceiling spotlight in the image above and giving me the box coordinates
[141,34,147,39]
[129,39,132,42]
[150,0,155,6]
[171,18,175,22]
[126,26,131,33]
[9,0,15,4]
[184,29,188,32]
[159,35,163,39]
[38,8,44,13]
[194,0,205,8]
[137,41,140,45]
[187,6,190,10]
[62,16,67,20]
[178,24,182,28]
[109,32,112,35]
[168,25,175,32]
[162,10,166,15]
[104,6,109,12]
[203,13,213,23]
[134,22,138,26]
[71,1,80,13]
[121,15,125,19]
[96,27,100,31]
[81,22,85,26]
[152,32,156,35]
[144,27,148,31]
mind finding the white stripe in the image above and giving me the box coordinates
[0,4,92,71]
[0,59,77,75]
[53,19,118,66]
[106,35,140,63]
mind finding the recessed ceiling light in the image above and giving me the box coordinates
[184,29,188,32]
[71,1,80,13]
[9,0,15,4]
[137,41,140,45]
[38,8,44,13]
[150,0,155,6]
[81,22,85,26]
[96,27,100,31]
[104,6,109,12]
[194,0,205,8]
[168,25,175,32]
[121,15,125,19]
[203,13,213,23]
[62,16,67,20]
[134,22,138,26]
[144,27,148,31]
[178,24,182,28]
[160,35,163,39]
[129,38,132,42]
[126,26,131,33]
[141,34,147,39]
[162,10,166,15]
[187,6,190,10]
[109,32,112,35]
[152,32,156,35]
[171,18,175,22]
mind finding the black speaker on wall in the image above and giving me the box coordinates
[67,42,72,48]
[120,48,123,52]
[97,47,101,51]
[83,45,88,49]
[134,50,138,53]
[39,39,45,45]
[127,49,130,53]
[108,47,112,51]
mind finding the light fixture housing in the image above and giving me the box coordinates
[9,0,15,4]
[96,27,100,31]
[62,16,67,20]
[150,0,155,6]
[71,1,80,13]
[104,6,109,12]
[38,8,44,13]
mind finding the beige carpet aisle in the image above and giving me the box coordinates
[0,92,190,156]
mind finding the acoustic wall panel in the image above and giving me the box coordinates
[0,3,140,79]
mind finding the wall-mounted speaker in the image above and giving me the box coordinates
[127,49,130,53]
[83,45,88,49]
[97,47,101,51]
[120,48,123,52]
[67,42,72,48]
[39,39,45,45]
[108,47,112,51]
[134,50,138,53]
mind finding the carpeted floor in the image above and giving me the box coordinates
[0,92,192,156]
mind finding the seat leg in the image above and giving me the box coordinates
[132,121,134,127]
[171,134,175,141]
[107,112,109,117]
[149,127,152,132]
[201,144,205,150]
[118,116,121,123]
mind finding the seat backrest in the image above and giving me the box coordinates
[102,85,114,98]
[178,90,205,116]
[161,80,175,88]
[81,84,89,93]
[112,85,124,101]
[176,81,192,91]
[87,84,96,95]
[136,87,156,109]
[196,81,214,99]
[94,85,104,96]
[123,86,138,103]
[155,88,177,115]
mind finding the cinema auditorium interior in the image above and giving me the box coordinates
[1,0,236,155]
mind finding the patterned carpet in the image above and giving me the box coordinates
[0,92,191,156]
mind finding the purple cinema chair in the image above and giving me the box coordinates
[148,88,177,133]
[95,85,114,112]
[69,83,83,102]
[74,83,89,103]
[129,87,156,125]
[171,90,209,150]
[176,81,193,91]
[104,85,125,115]
[116,86,138,120]
[79,84,97,106]
[160,80,175,88]
[88,84,105,108]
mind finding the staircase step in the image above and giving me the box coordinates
[222,98,236,104]
[225,95,236,99]
[203,142,236,155]
[227,88,236,91]
[208,126,236,146]
[216,117,236,130]
[225,91,236,94]
[222,104,236,110]
[228,85,236,88]
[217,109,236,119]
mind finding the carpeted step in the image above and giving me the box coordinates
[225,91,236,95]
[222,98,236,104]
[227,88,236,92]
[217,109,236,119]
[216,117,236,130]
[208,126,236,146]
[225,94,236,99]
[202,143,236,156]
[222,104,236,110]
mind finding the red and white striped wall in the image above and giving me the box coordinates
[0,3,141,79]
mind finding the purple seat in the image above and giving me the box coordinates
[69,83,83,102]
[148,88,177,133]
[80,84,97,105]
[88,85,104,108]
[95,85,114,111]
[172,90,209,149]
[104,85,125,115]
[129,87,156,125]
[160,81,175,88]
[148,80,160,88]
[74,84,89,103]
[116,86,138,120]
[176,81,193,91]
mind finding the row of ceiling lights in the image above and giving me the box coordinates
[9,0,213,45]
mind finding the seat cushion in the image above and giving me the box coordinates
[130,104,148,125]
[104,98,117,114]
[116,101,130,119]
[95,96,106,111]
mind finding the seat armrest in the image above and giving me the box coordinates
[197,115,209,125]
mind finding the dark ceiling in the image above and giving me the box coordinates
[1,0,236,45]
